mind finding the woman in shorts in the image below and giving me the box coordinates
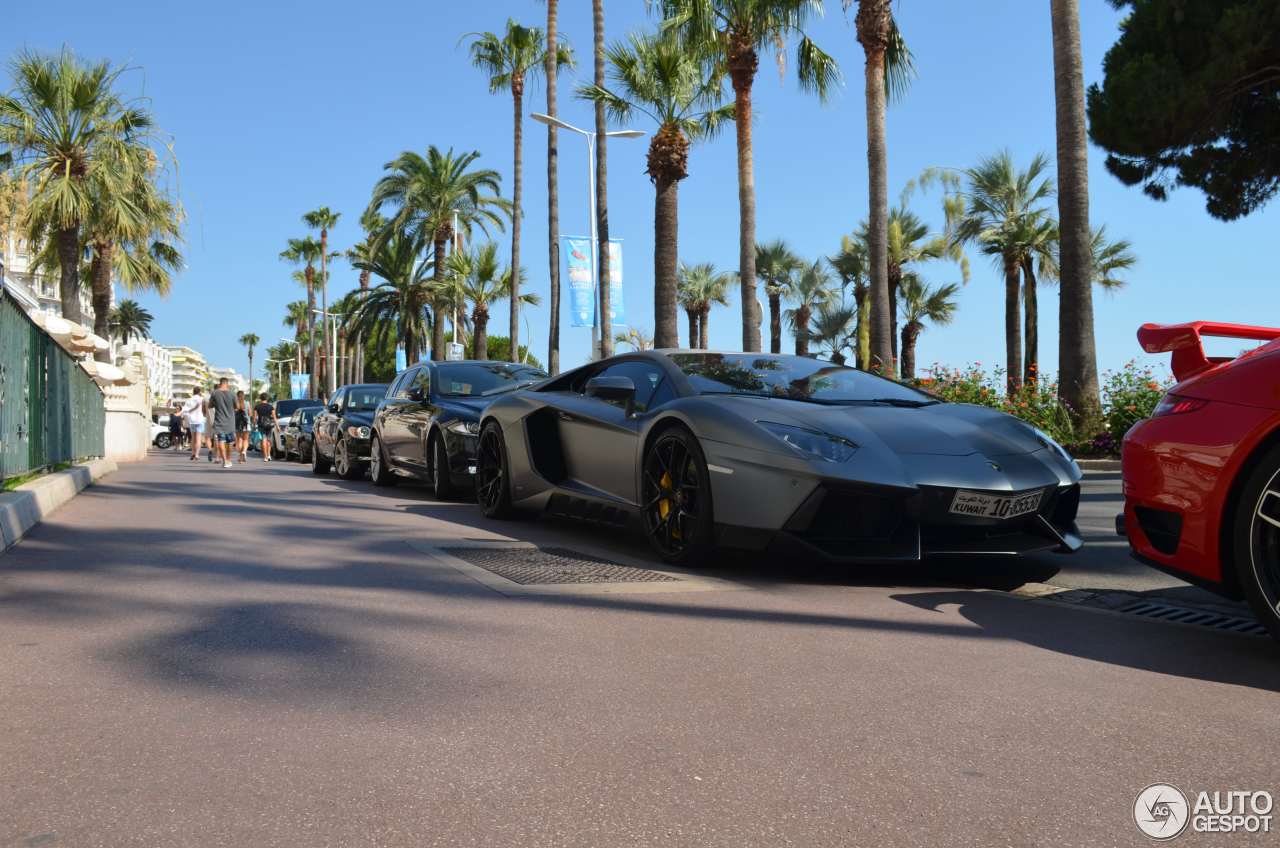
[253,393,277,463]
[234,391,251,463]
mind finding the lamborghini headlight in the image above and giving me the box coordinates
[448,419,481,436]
[1032,426,1075,465]
[346,425,370,439]
[757,421,857,462]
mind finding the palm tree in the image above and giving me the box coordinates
[0,49,154,324]
[950,151,1054,393]
[678,280,702,348]
[756,240,804,354]
[850,1,914,373]
[658,0,839,352]
[615,326,654,351]
[447,241,540,360]
[784,261,833,357]
[678,262,733,349]
[593,0,612,359]
[1050,0,1100,429]
[829,234,869,367]
[108,300,152,345]
[303,207,341,394]
[368,147,509,361]
[898,275,959,380]
[345,210,384,383]
[467,20,571,362]
[545,0,563,374]
[1013,214,1058,383]
[1089,225,1136,290]
[239,333,260,398]
[282,299,312,371]
[810,300,857,365]
[348,226,436,364]
[580,31,733,349]
[280,236,323,396]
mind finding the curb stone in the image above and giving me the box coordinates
[1075,458,1120,472]
[0,459,117,552]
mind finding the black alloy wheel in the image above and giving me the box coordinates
[431,434,457,501]
[369,433,397,487]
[476,421,514,519]
[312,437,331,475]
[155,433,172,450]
[335,437,363,480]
[1234,444,1280,642]
[641,427,714,566]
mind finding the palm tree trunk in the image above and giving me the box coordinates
[858,1,894,375]
[887,266,900,366]
[1022,256,1039,384]
[857,293,871,371]
[90,242,113,362]
[473,307,489,361]
[56,225,82,323]
[510,81,524,363]
[652,175,679,349]
[794,305,811,357]
[305,268,318,397]
[900,322,919,381]
[320,230,332,396]
[686,308,699,349]
[729,41,761,353]
[1051,0,1100,430]
[546,0,561,375]
[1004,254,1023,395]
[769,291,782,354]
[593,0,613,359]
[699,308,710,351]
[432,236,447,361]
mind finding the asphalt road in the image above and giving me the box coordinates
[2,451,1276,847]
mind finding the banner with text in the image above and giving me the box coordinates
[290,373,310,400]
[562,237,625,328]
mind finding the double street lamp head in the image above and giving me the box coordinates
[530,112,645,139]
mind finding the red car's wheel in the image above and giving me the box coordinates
[1234,443,1280,641]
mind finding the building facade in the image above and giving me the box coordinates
[1,231,99,322]
[117,339,174,407]
[166,346,209,401]
[208,366,249,394]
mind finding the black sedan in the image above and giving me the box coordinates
[311,383,389,479]
[281,405,323,462]
[475,351,1083,566]
[369,360,547,498]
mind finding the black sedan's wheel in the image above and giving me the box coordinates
[641,427,714,566]
[431,434,457,501]
[1234,444,1280,641]
[369,433,397,487]
[311,439,331,475]
[476,422,514,519]
[335,438,364,480]
[154,433,172,450]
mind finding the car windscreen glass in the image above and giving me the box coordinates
[345,388,387,411]
[436,363,549,397]
[275,399,314,418]
[668,353,937,405]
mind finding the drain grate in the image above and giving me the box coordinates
[1113,600,1269,637]
[440,546,680,586]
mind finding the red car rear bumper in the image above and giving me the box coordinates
[1122,401,1276,595]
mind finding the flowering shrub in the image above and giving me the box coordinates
[911,360,1172,457]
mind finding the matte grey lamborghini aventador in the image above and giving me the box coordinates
[475,351,1083,566]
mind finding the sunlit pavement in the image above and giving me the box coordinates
[1,451,1276,847]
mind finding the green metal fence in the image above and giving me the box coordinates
[0,289,105,483]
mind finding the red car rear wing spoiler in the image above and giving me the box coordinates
[1138,321,1280,381]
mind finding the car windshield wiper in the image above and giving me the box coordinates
[480,380,537,397]
[701,390,832,405]
[856,397,939,407]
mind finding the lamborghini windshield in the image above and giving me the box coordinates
[669,353,938,405]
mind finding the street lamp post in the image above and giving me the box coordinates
[312,309,339,398]
[530,112,643,360]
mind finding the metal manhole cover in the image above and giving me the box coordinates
[440,546,680,585]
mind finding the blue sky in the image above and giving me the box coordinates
[7,0,1277,381]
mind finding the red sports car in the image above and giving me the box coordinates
[1121,321,1280,640]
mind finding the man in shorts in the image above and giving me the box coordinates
[208,377,238,469]
[180,388,206,461]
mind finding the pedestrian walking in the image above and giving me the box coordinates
[209,378,237,469]
[180,389,206,461]
[234,391,251,463]
[253,393,277,463]
[168,403,183,451]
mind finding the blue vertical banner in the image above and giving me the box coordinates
[605,239,624,326]
[290,373,310,400]
[563,236,594,328]
[395,346,407,373]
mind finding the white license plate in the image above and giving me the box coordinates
[949,489,1044,520]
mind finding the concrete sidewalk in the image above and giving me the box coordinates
[1,451,1276,847]
[0,458,115,551]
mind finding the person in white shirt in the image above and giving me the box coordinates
[181,388,206,462]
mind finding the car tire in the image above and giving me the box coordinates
[641,426,716,567]
[335,438,364,480]
[369,433,397,488]
[1232,443,1280,642]
[312,439,331,475]
[155,433,171,450]
[476,421,515,519]
[431,433,457,501]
